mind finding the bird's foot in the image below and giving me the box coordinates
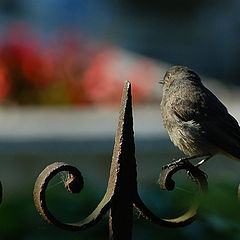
[162,157,188,170]
[186,155,211,180]
[162,155,210,183]
[194,155,212,168]
[162,154,212,170]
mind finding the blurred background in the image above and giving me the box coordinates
[0,0,240,239]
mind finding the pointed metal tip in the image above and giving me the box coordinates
[125,80,131,87]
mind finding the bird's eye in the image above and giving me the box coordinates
[165,73,171,80]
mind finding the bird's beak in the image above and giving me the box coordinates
[158,80,164,84]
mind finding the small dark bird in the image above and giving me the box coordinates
[160,65,240,167]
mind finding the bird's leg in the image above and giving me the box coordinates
[162,154,210,169]
[194,154,212,168]
[186,154,212,181]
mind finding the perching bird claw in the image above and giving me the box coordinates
[159,160,208,191]
[162,158,186,170]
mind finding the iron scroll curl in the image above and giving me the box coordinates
[134,161,208,227]
[33,162,114,231]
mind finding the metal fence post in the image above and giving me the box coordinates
[108,81,137,239]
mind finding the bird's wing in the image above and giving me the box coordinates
[172,88,240,159]
[202,114,240,159]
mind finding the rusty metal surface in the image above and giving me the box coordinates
[33,161,113,231]
[133,161,208,227]
[108,81,137,239]
[33,80,208,238]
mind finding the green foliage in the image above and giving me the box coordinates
[0,178,240,239]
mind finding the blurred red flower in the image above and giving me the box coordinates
[0,64,11,101]
[82,47,158,105]
[0,24,159,106]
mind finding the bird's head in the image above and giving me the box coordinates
[160,66,202,89]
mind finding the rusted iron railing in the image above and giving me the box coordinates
[33,81,208,239]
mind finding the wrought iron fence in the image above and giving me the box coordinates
[31,81,208,239]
